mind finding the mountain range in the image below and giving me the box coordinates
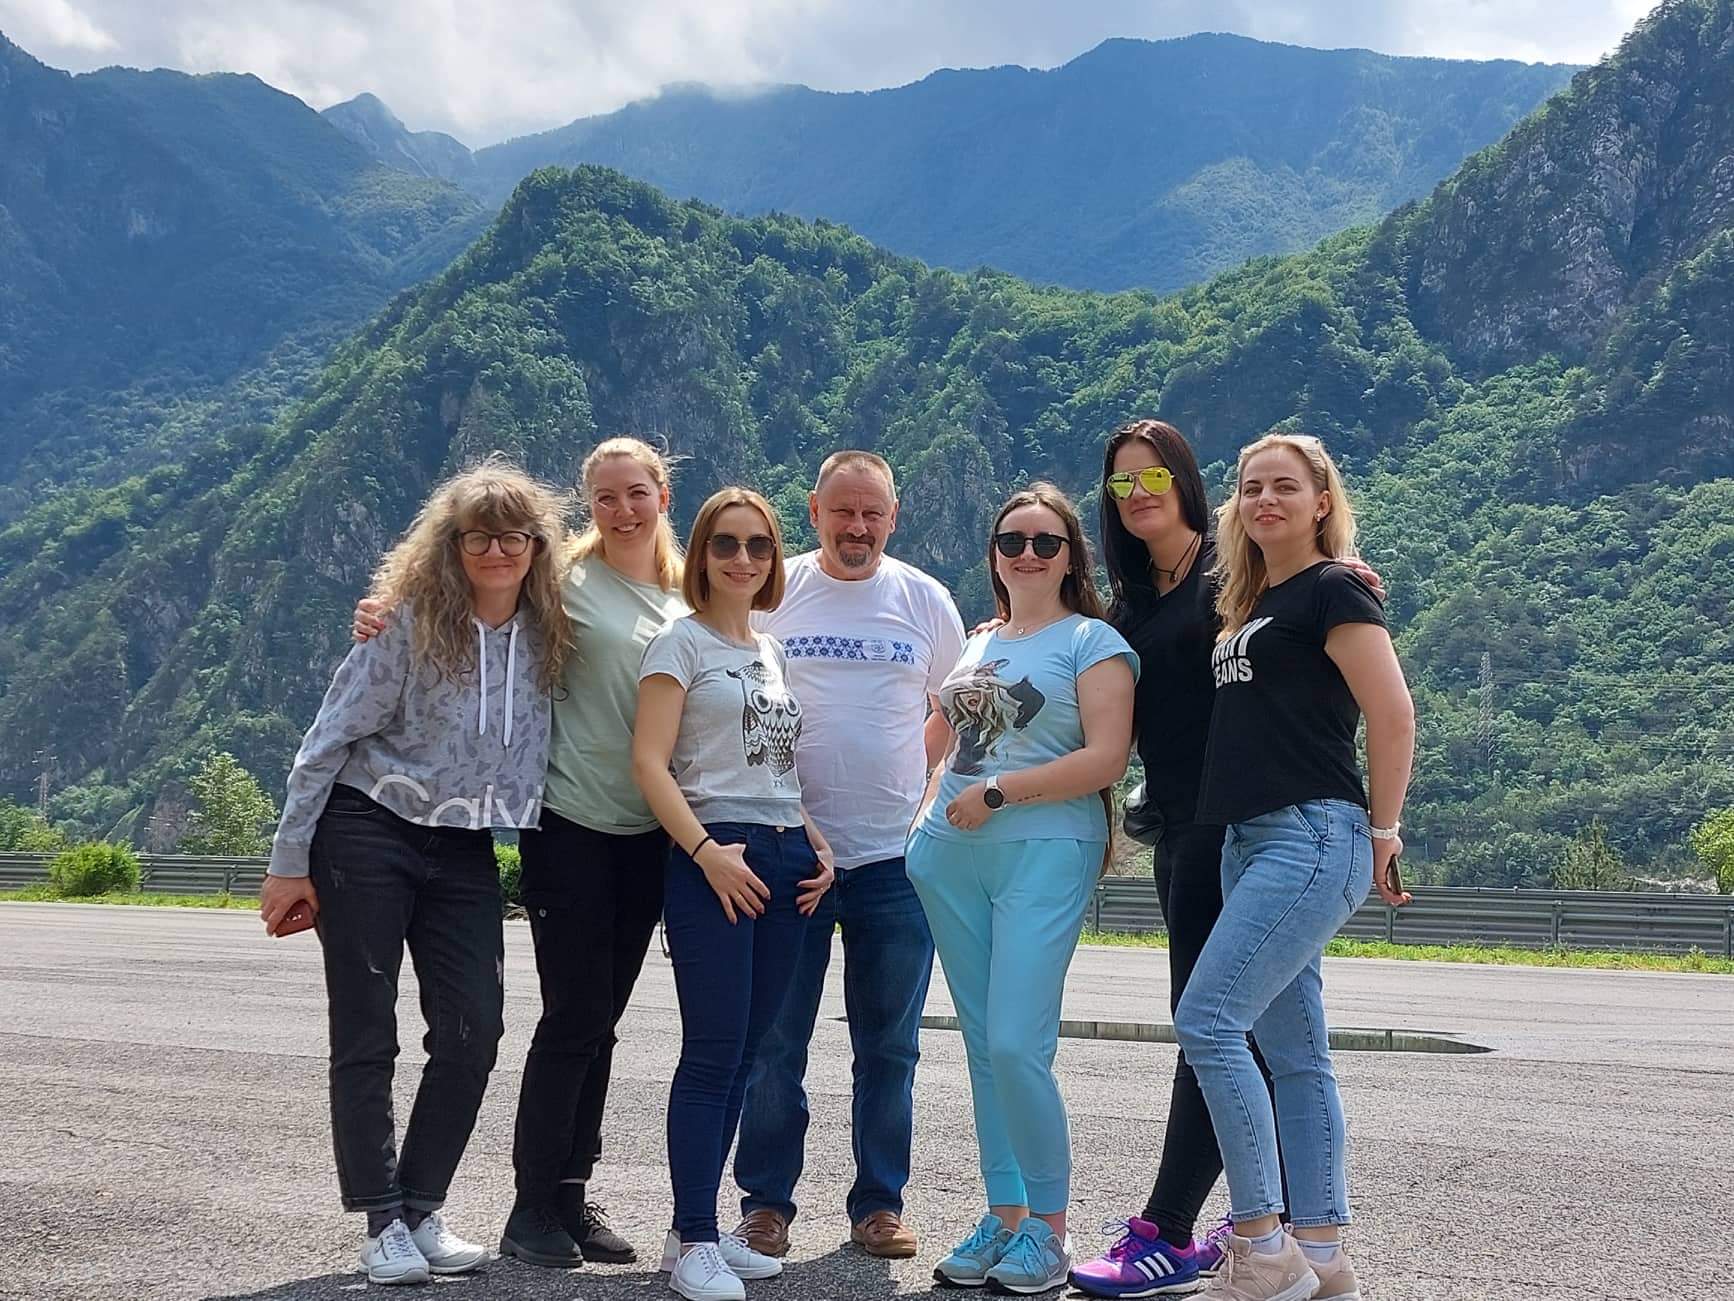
[0,2,1729,882]
[337,33,1578,295]
[0,32,489,514]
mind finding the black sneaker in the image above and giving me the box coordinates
[499,1201,582,1269]
[557,1188,637,1264]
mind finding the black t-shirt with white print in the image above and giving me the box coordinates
[1196,560,1386,827]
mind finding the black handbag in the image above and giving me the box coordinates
[1121,781,1165,847]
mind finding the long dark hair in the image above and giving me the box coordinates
[1099,419,1212,620]
[987,482,1105,622]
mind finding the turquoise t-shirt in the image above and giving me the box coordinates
[918,614,1139,845]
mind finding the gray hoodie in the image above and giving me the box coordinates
[268,605,552,877]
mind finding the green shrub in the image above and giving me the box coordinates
[496,842,522,909]
[48,842,142,897]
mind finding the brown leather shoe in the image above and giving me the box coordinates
[732,1208,790,1258]
[850,1210,918,1259]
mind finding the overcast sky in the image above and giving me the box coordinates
[1,0,1658,146]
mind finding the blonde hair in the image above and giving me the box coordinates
[1215,433,1358,639]
[568,436,684,591]
[682,488,787,613]
[369,455,573,690]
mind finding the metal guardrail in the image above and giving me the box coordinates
[0,852,267,896]
[4,852,1730,957]
[1089,876,1734,958]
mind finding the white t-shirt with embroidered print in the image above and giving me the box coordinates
[755,551,966,870]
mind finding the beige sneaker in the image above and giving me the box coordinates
[1205,1232,1319,1301]
[1306,1246,1361,1300]
[730,1208,790,1259]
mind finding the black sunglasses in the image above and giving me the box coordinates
[993,530,1068,560]
[709,532,776,561]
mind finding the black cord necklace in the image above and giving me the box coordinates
[1150,529,1201,588]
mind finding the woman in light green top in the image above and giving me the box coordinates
[354,437,687,1269]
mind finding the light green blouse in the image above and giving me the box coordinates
[541,554,688,834]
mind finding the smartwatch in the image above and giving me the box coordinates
[983,777,1006,810]
[1369,822,1400,841]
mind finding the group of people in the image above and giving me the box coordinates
[259,419,1415,1301]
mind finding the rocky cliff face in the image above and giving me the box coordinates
[1406,0,1734,370]
[322,93,476,185]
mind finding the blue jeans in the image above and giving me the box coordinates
[665,822,817,1242]
[1173,800,1373,1227]
[735,856,934,1224]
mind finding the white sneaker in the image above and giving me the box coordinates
[360,1218,431,1285]
[660,1229,783,1280]
[668,1242,746,1300]
[410,1211,487,1274]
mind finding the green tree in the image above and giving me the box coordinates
[0,799,69,853]
[1689,808,1734,895]
[1553,818,1634,892]
[179,752,278,856]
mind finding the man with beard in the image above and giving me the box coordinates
[734,450,965,1260]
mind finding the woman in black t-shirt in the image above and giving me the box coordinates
[1175,433,1413,1299]
[1073,421,1389,1298]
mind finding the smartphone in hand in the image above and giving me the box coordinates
[275,899,316,937]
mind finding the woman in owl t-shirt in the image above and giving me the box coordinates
[632,486,836,1301]
[905,483,1139,1297]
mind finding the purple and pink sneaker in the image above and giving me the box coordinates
[1193,1215,1234,1277]
[1067,1217,1204,1297]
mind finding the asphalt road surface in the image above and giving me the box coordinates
[2,904,1729,1301]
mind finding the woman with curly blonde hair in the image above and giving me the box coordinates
[352,436,689,1269]
[261,456,570,1286]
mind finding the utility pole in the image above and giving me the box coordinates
[1476,653,1495,777]
[35,750,55,818]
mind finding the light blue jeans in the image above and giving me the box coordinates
[906,829,1100,1214]
[1173,799,1373,1227]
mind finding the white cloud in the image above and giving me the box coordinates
[1,0,116,52]
[0,0,1659,145]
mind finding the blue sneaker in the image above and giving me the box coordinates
[1069,1217,1203,1296]
[985,1217,1071,1295]
[934,1213,1014,1288]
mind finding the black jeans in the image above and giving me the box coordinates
[511,809,668,1203]
[1143,820,1283,1242]
[309,785,504,1214]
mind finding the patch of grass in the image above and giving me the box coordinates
[0,887,255,909]
[1079,928,1734,975]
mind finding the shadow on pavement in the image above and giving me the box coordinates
[206,1241,928,1298]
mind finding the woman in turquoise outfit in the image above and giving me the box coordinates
[906,482,1139,1296]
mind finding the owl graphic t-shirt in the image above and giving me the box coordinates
[639,614,805,828]
[917,613,1138,846]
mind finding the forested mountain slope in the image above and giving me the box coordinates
[0,34,487,512]
[1,1,1728,881]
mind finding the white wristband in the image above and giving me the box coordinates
[1369,823,1400,841]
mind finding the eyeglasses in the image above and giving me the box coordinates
[1105,466,1174,499]
[456,530,539,557]
[993,531,1068,560]
[709,532,776,561]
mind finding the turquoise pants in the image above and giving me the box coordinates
[905,828,1100,1213]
